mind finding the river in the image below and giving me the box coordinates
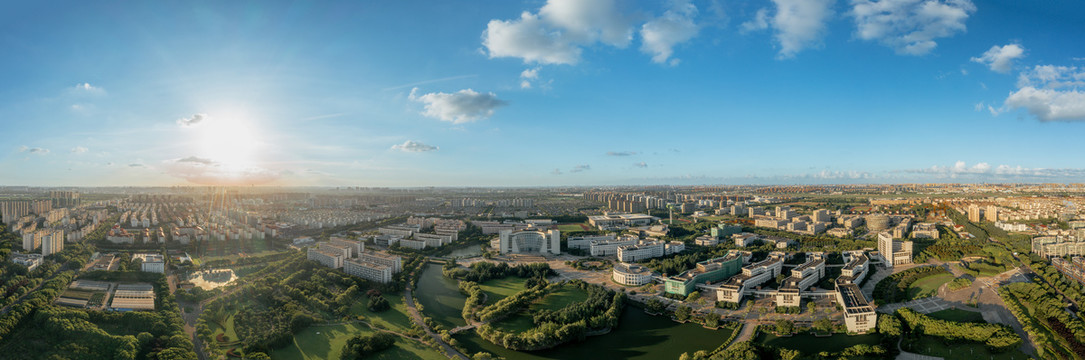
[415,263,732,359]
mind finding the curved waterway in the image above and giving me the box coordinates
[415,263,731,359]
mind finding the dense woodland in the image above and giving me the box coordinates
[475,280,625,351]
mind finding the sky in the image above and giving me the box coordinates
[2,0,1084,187]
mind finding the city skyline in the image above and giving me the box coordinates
[3,0,1085,187]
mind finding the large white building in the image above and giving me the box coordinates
[361,252,402,273]
[612,263,656,286]
[716,252,786,303]
[775,253,826,307]
[588,236,638,257]
[587,213,656,230]
[616,240,684,262]
[344,259,393,284]
[307,247,344,269]
[878,232,913,267]
[567,234,615,250]
[133,253,165,273]
[498,228,560,255]
[835,251,876,333]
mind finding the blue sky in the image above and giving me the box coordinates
[2,0,1084,187]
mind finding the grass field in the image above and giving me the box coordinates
[350,293,414,332]
[926,308,985,323]
[479,277,528,304]
[907,273,955,300]
[905,335,1030,360]
[755,332,883,354]
[210,313,239,343]
[270,323,444,360]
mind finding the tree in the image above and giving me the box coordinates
[685,291,701,303]
[472,352,494,360]
[775,319,794,335]
[779,349,801,360]
[814,318,833,334]
[675,305,692,322]
[645,298,667,314]
[877,313,902,337]
[806,301,816,314]
[247,352,271,360]
[368,295,390,312]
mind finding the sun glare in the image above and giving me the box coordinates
[196,113,260,173]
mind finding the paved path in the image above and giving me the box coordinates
[878,296,955,314]
[730,321,758,344]
[404,276,468,360]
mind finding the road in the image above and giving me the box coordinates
[403,277,469,360]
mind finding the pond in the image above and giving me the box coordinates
[187,269,237,290]
[446,245,484,259]
[415,263,733,359]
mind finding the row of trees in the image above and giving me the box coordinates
[476,282,556,323]
[896,307,1021,352]
[872,265,949,304]
[443,261,554,283]
[1000,282,1085,358]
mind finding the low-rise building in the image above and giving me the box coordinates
[589,236,638,257]
[716,252,786,303]
[133,253,165,273]
[568,234,615,250]
[307,247,344,269]
[587,213,656,230]
[344,259,393,284]
[612,263,656,286]
[499,228,560,255]
[911,223,940,239]
[775,253,826,307]
[11,253,43,271]
[664,251,748,296]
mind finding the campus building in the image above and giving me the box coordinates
[835,250,876,333]
[134,253,165,273]
[612,263,656,286]
[567,234,615,250]
[1033,236,1085,258]
[498,228,560,255]
[616,240,684,262]
[589,236,638,257]
[344,259,393,284]
[878,232,913,267]
[716,252,786,303]
[307,247,344,269]
[587,213,656,229]
[775,253,826,307]
[664,250,748,296]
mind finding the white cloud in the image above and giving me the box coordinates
[163,157,282,185]
[570,164,591,173]
[391,140,439,152]
[176,156,216,165]
[176,113,208,127]
[70,146,88,154]
[606,151,638,156]
[634,162,648,168]
[70,82,105,95]
[409,88,506,123]
[128,163,144,167]
[971,43,1025,73]
[482,0,633,65]
[18,146,49,155]
[904,161,1085,180]
[1003,64,1085,121]
[520,67,540,89]
[850,0,976,55]
[744,0,834,59]
[1005,87,1085,122]
[640,0,700,65]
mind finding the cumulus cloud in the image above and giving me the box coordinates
[606,151,638,156]
[520,67,540,89]
[570,164,591,173]
[391,140,439,152]
[812,170,875,179]
[1003,65,1085,121]
[482,0,641,65]
[634,162,648,168]
[409,88,507,123]
[850,0,976,55]
[971,44,1025,73]
[743,0,834,58]
[18,146,49,155]
[640,0,699,65]
[70,146,88,154]
[176,113,208,127]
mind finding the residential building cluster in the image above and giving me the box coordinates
[306,238,402,284]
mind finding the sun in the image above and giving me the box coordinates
[196,112,261,173]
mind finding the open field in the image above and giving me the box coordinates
[556,223,591,232]
[350,293,414,332]
[479,277,528,304]
[926,308,985,323]
[270,323,443,360]
[907,273,954,300]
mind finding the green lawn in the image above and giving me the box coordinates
[210,313,239,344]
[534,286,589,311]
[479,277,528,304]
[907,273,954,300]
[905,335,1031,360]
[927,308,985,323]
[755,332,883,354]
[350,293,414,332]
[270,323,444,360]
[489,284,590,333]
